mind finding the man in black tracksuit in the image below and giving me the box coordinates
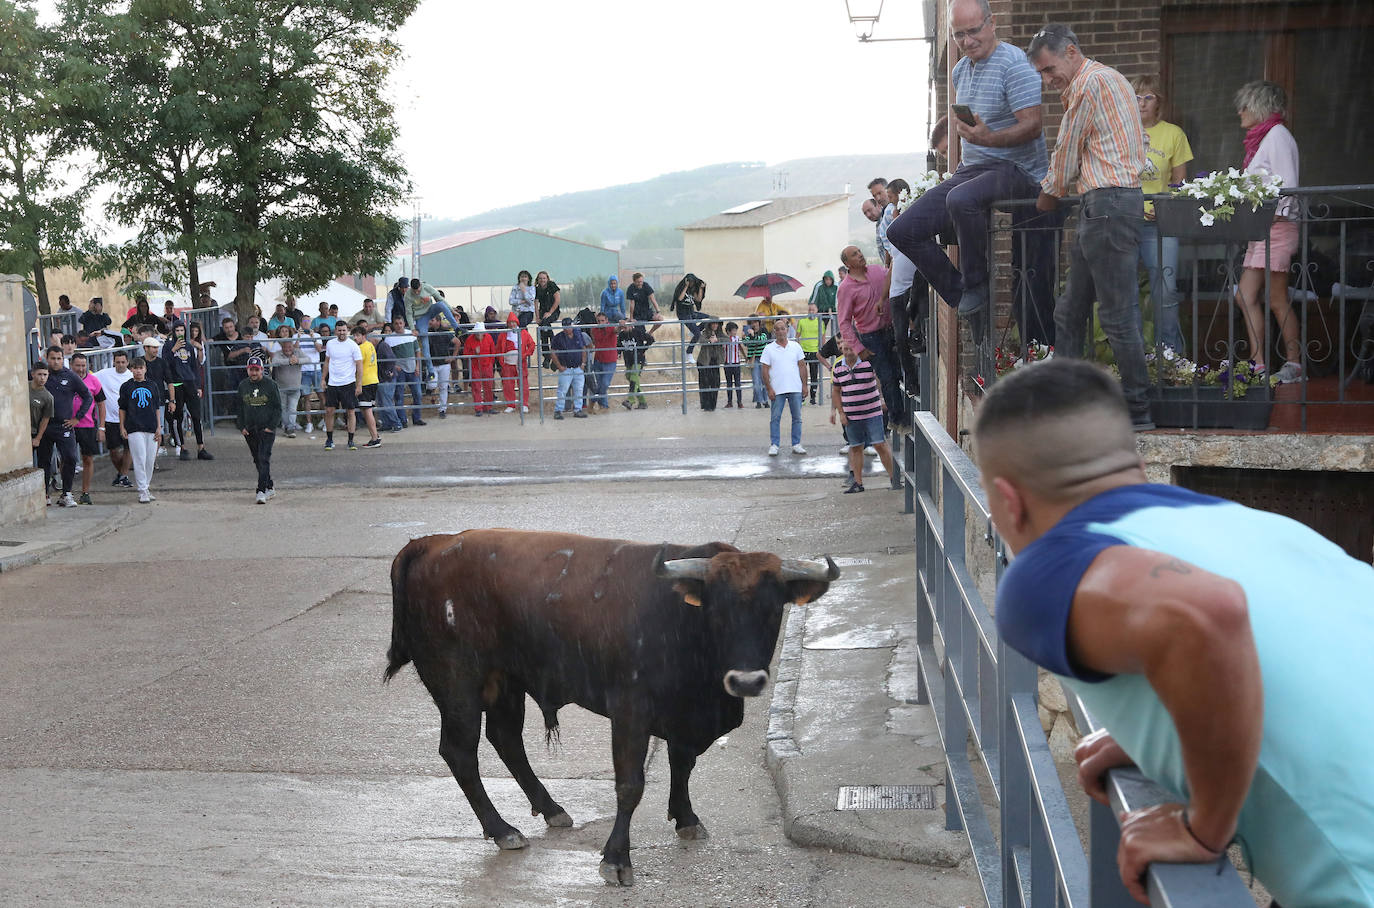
[236,355,283,504]
[41,346,94,507]
[162,323,213,461]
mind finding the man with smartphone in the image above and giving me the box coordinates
[887,0,1052,326]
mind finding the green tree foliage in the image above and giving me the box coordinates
[59,0,415,321]
[0,1,94,313]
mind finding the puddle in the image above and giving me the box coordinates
[805,625,896,649]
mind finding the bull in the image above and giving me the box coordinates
[383,529,838,886]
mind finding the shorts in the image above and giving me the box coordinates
[324,385,358,410]
[300,369,321,392]
[1243,218,1300,272]
[358,384,377,407]
[844,414,887,447]
[75,426,101,456]
[103,423,126,450]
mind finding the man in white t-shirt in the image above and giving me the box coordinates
[94,348,135,487]
[760,318,808,456]
[322,321,363,451]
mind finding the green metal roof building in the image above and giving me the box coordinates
[403,228,619,287]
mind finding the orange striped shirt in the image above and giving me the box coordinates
[1041,59,1146,198]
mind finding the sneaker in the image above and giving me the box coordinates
[146,492,156,501]
[725,402,734,409]
[504,406,516,413]
[179,448,190,461]
[197,449,214,461]
[324,440,335,450]
[622,400,632,411]
[1273,361,1305,384]
[554,411,564,420]
[864,446,878,457]
[111,475,123,487]
[768,444,780,456]
[521,405,530,413]
[347,441,359,451]
[635,402,648,410]
[363,438,382,448]
[957,282,988,316]
[256,491,267,504]
[118,475,133,488]
[413,418,427,426]
[74,462,82,474]
[573,410,588,419]
[685,352,695,364]
[78,492,92,505]
[157,446,167,456]
[792,444,807,455]
[839,444,851,454]
[438,410,447,419]
[138,491,151,504]
[304,425,314,435]
[265,489,275,500]
[284,430,296,438]
[473,411,482,418]
[59,492,77,507]
[844,481,866,494]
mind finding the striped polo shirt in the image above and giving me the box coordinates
[832,358,883,420]
[1042,59,1146,197]
[952,41,1048,181]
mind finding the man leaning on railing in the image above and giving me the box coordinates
[972,358,1374,906]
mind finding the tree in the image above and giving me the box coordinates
[0,1,94,313]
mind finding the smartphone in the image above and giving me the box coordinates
[952,104,976,126]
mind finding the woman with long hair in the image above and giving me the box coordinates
[695,320,724,410]
[509,270,536,328]
[672,273,706,362]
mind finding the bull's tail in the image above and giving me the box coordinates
[383,542,420,683]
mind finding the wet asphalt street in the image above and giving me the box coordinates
[0,406,981,907]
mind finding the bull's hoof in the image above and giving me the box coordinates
[545,810,573,828]
[493,830,529,851]
[676,822,709,841]
[599,860,634,887]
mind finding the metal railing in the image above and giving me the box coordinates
[898,407,1253,907]
[978,185,1374,432]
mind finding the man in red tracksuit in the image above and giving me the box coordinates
[462,322,497,415]
[496,314,536,413]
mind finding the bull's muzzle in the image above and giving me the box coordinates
[723,669,769,698]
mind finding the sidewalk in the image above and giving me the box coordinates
[0,502,139,573]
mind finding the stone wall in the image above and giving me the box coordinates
[0,275,44,526]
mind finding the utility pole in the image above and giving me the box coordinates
[773,170,789,193]
[409,195,424,280]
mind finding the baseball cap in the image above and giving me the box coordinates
[246,355,267,369]
[142,336,161,348]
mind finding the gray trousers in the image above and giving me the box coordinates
[1054,187,1151,421]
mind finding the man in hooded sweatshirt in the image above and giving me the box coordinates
[462,322,497,416]
[599,276,626,322]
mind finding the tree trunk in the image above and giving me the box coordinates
[33,260,50,315]
[179,208,205,308]
[235,247,258,325]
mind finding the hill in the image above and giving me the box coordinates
[415,153,933,251]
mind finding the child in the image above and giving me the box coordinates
[722,322,744,408]
[118,356,164,503]
[462,322,496,415]
[743,318,770,409]
[617,319,654,410]
[830,339,899,494]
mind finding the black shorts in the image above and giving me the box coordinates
[75,426,101,456]
[325,385,358,410]
[102,424,126,450]
[358,384,377,407]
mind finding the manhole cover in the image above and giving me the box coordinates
[837,785,936,810]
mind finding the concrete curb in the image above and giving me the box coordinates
[0,505,140,573]
[765,602,968,868]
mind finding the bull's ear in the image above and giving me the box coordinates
[785,579,829,605]
[672,581,704,607]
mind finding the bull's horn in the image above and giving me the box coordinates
[654,555,712,580]
[779,556,841,582]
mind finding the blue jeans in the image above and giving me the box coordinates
[751,360,768,404]
[591,360,616,407]
[1055,188,1151,422]
[414,301,460,377]
[769,392,802,446]
[376,380,400,429]
[395,368,424,423]
[888,159,1042,304]
[1138,222,1185,354]
[858,327,905,424]
[555,366,584,413]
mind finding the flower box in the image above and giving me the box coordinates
[1154,198,1277,243]
[1149,385,1272,430]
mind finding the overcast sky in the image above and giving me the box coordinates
[389,0,931,219]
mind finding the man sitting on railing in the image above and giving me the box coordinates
[973,358,1374,907]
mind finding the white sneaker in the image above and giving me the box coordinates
[1273,361,1305,384]
[146,492,156,501]
[864,446,879,456]
[685,352,695,364]
[504,406,515,413]
[768,444,779,456]
[265,489,276,501]
[138,491,151,503]
[521,405,529,413]
[59,492,77,507]
[839,444,851,454]
[74,462,82,474]
[304,425,314,435]
[157,446,167,456]
[792,444,807,455]
[255,491,266,504]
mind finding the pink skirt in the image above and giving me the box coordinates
[1243,218,1299,272]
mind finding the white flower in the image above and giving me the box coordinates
[1163,347,1175,361]
[1199,209,1215,227]
[1227,167,1240,179]
[1228,185,1242,198]
[1214,194,1226,206]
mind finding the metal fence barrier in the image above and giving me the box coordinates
[898,408,1253,907]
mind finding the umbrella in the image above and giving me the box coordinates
[733,272,803,300]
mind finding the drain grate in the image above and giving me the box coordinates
[837,784,936,810]
[0,541,23,547]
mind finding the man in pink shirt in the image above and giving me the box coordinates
[836,246,904,427]
[69,352,106,505]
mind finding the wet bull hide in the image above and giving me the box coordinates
[384,529,839,886]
